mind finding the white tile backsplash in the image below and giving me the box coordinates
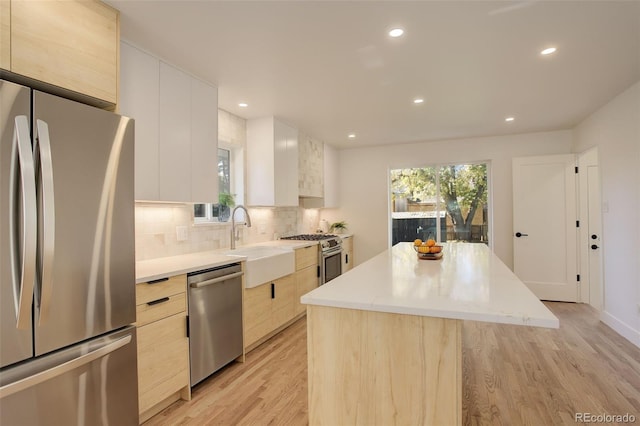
[135,203,320,261]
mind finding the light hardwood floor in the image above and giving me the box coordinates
[145,302,640,425]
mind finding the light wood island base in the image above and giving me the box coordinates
[306,305,461,426]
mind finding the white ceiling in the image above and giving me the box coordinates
[108,1,640,148]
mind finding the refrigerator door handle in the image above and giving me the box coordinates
[34,119,56,325]
[9,115,37,330]
[0,334,132,399]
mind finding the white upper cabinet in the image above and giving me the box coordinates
[190,78,218,203]
[119,42,218,203]
[247,117,299,206]
[159,62,192,202]
[120,42,159,200]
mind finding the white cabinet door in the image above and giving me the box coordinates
[119,42,160,200]
[274,120,298,206]
[247,117,298,207]
[190,78,218,203]
[247,117,275,206]
[159,62,192,202]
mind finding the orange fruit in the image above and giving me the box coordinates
[414,239,422,246]
[430,246,442,253]
[426,239,436,247]
[418,246,429,253]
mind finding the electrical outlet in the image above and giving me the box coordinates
[176,226,188,241]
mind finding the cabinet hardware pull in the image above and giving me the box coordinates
[147,277,169,285]
[147,297,170,306]
[271,283,275,299]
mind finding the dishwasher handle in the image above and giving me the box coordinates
[189,271,244,288]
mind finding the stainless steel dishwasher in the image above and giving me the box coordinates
[188,262,243,386]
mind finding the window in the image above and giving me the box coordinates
[194,148,231,222]
[390,162,490,245]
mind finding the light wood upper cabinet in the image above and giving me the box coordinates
[247,117,299,206]
[5,0,119,106]
[120,42,218,202]
[0,1,9,70]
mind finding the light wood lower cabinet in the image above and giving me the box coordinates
[135,274,190,424]
[342,235,354,273]
[243,245,319,352]
[244,274,296,350]
[295,245,319,316]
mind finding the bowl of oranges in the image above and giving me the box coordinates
[413,239,443,260]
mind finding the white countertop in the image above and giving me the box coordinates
[301,242,559,328]
[135,239,319,284]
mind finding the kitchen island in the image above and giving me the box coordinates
[301,242,558,426]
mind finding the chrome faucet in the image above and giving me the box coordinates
[230,205,252,249]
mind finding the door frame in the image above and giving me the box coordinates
[578,147,603,310]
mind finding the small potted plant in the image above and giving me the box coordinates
[217,191,235,222]
[330,221,348,234]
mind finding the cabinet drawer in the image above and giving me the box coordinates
[295,245,318,270]
[136,274,186,305]
[137,313,189,414]
[136,292,186,327]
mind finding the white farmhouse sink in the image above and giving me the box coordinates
[223,246,295,288]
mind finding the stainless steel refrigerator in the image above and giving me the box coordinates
[0,80,138,425]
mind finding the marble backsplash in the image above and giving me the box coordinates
[135,203,320,261]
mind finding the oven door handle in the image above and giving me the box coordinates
[321,247,343,257]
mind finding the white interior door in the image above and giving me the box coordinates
[513,155,578,301]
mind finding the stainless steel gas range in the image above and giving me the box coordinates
[280,234,342,284]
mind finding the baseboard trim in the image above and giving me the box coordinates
[600,310,640,349]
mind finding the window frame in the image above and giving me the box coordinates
[194,146,233,224]
[388,160,492,248]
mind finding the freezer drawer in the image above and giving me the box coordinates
[0,326,139,426]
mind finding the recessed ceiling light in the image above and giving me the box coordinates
[540,47,557,55]
[238,102,248,108]
[505,117,515,122]
[413,98,424,104]
[348,133,356,139]
[389,28,404,38]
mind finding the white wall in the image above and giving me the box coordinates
[573,81,640,348]
[324,131,572,268]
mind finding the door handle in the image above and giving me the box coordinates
[34,120,55,325]
[189,271,243,288]
[9,116,37,330]
[515,232,528,238]
[591,244,599,250]
[0,334,131,399]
